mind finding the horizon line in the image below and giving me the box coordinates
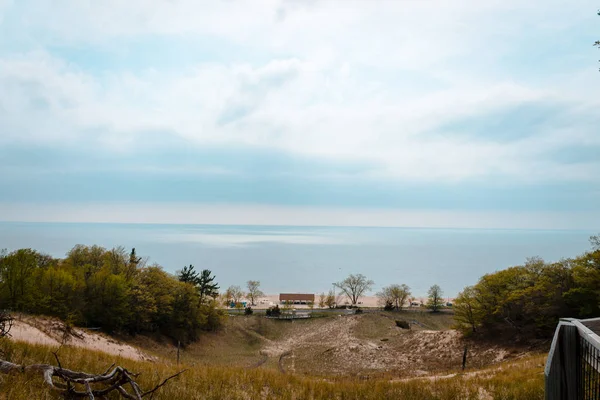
[0,219,596,233]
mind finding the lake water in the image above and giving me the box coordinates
[0,222,595,297]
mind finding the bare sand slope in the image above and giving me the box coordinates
[9,320,60,347]
[8,317,154,362]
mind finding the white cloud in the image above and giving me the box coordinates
[0,0,599,183]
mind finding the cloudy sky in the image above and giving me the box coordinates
[0,0,599,228]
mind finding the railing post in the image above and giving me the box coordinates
[561,324,579,399]
[546,322,580,400]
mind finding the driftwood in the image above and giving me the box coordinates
[0,355,186,399]
[0,310,13,338]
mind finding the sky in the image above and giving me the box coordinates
[0,0,599,229]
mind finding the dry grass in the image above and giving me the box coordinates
[123,313,528,379]
[0,313,546,399]
[0,339,545,400]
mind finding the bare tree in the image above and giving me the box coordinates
[246,280,264,306]
[334,274,374,305]
[225,285,244,307]
[377,284,411,310]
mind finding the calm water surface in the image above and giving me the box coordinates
[0,222,595,297]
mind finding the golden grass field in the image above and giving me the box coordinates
[0,312,548,399]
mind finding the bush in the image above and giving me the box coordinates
[244,307,253,315]
[355,308,363,314]
[266,305,281,317]
[395,320,410,329]
[383,301,394,311]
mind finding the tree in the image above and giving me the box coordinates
[0,245,223,342]
[377,284,411,310]
[454,286,484,334]
[334,274,374,305]
[177,266,219,304]
[225,285,244,307]
[427,284,444,312]
[197,269,219,304]
[325,290,336,308]
[590,233,600,251]
[103,246,129,276]
[0,249,44,311]
[246,280,264,306]
[318,292,326,308]
[85,268,131,332]
[178,265,200,285]
[124,247,142,281]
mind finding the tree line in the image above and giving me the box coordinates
[453,236,600,338]
[3,236,599,343]
[221,273,446,313]
[0,245,223,344]
[314,274,444,312]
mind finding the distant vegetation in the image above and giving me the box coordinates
[334,273,374,305]
[377,283,411,310]
[454,237,600,338]
[427,284,444,312]
[0,245,223,343]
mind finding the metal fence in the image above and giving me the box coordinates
[546,318,600,399]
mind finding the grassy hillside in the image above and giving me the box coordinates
[1,312,547,398]
[122,312,536,379]
[128,312,458,372]
[0,338,546,400]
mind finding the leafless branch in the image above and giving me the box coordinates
[0,358,185,399]
[0,311,13,338]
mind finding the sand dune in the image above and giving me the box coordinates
[8,316,153,362]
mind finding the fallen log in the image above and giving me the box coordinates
[0,357,185,399]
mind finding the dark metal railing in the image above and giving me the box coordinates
[546,318,600,399]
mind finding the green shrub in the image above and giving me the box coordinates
[395,320,410,329]
[266,305,281,317]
